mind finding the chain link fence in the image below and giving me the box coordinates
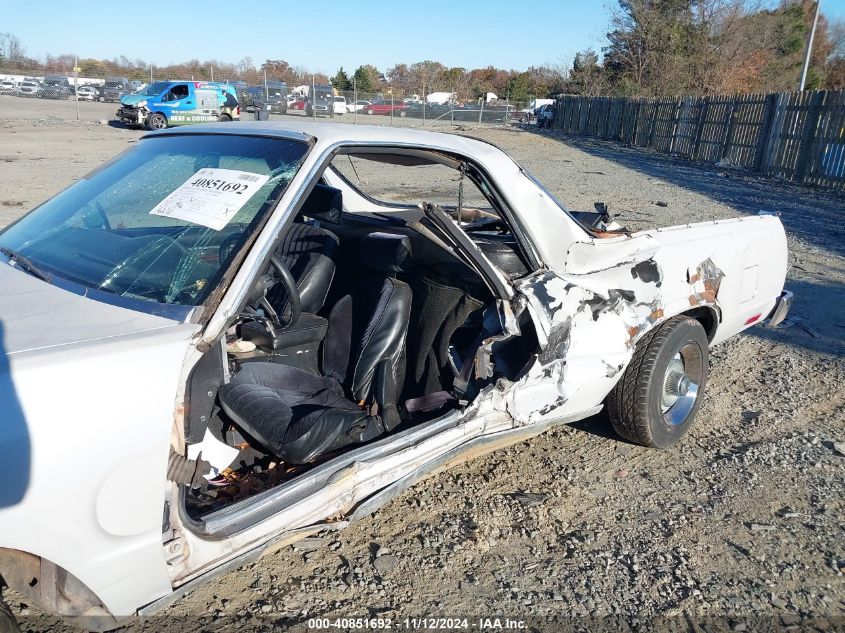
[0,63,550,129]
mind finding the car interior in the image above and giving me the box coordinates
[183,150,544,518]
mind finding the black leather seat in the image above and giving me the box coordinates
[220,232,413,464]
[270,223,338,315]
[269,184,344,315]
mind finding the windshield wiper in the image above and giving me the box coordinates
[0,247,52,282]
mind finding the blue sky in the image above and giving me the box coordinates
[4,0,610,72]
[4,0,844,73]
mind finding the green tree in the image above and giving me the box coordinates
[331,67,351,91]
[506,72,533,102]
[353,65,382,93]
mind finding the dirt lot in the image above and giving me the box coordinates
[1,95,844,632]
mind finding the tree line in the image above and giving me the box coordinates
[571,0,844,97]
[0,0,842,103]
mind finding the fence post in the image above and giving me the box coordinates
[795,91,825,183]
[668,98,681,154]
[753,93,779,174]
[647,100,658,148]
[692,97,708,160]
[720,99,738,161]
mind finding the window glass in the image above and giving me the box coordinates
[0,135,308,309]
[167,84,189,101]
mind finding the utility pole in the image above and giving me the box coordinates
[150,65,153,84]
[312,74,316,122]
[73,56,79,121]
[353,77,357,125]
[799,0,821,91]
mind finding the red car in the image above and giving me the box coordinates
[363,100,407,116]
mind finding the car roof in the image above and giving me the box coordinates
[147,121,511,161]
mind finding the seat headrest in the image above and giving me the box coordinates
[300,183,342,225]
[358,232,412,273]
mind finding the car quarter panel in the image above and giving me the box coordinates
[511,215,788,424]
[0,324,199,616]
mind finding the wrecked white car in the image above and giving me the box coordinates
[0,122,791,631]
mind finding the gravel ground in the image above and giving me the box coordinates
[1,96,843,632]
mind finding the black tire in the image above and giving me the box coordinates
[366,108,374,115]
[398,110,406,117]
[146,112,167,131]
[606,315,709,448]
[218,113,232,122]
[0,597,20,633]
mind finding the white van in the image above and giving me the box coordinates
[332,95,347,115]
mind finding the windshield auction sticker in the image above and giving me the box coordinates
[150,168,271,230]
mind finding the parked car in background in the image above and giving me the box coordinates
[0,121,791,633]
[102,77,131,103]
[305,99,331,117]
[76,85,100,101]
[0,79,17,94]
[40,75,72,100]
[16,81,40,98]
[332,95,347,114]
[363,100,408,116]
[346,99,371,113]
[117,80,240,129]
[245,84,288,114]
[536,102,557,128]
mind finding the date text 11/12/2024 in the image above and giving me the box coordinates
[307,617,527,630]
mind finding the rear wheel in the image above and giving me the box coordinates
[606,316,709,448]
[146,112,167,130]
[218,113,232,122]
[0,596,20,633]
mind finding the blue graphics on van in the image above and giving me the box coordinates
[117,81,239,130]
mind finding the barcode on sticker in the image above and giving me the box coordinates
[237,173,262,182]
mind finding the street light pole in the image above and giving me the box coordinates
[799,0,821,91]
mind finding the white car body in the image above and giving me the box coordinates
[332,95,347,114]
[76,86,99,101]
[16,81,40,96]
[0,80,16,94]
[346,99,371,113]
[0,122,789,630]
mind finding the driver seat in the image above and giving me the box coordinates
[269,183,343,316]
[219,232,413,464]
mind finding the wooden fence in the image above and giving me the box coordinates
[553,90,845,191]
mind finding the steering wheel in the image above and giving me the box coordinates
[264,255,301,329]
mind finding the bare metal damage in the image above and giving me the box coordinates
[502,250,722,426]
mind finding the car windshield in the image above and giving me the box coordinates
[141,81,170,96]
[0,134,308,313]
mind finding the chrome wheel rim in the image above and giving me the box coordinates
[151,116,166,129]
[660,344,703,426]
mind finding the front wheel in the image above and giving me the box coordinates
[397,110,406,117]
[218,113,232,122]
[146,112,167,130]
[366,108,374,115]
[606,316,709,448]
[0,597,20,633]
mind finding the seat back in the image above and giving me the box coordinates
[268,185,343,315]
[322,233,413,408]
